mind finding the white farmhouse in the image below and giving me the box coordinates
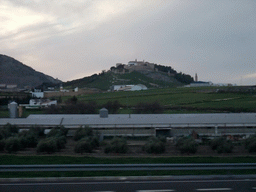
[111,84,147,91]
[29,99,57,108]
[31,89,44,98]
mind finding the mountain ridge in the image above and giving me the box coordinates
[0,55,194,90]
[0,54,61,88]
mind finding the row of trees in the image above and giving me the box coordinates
[154,64,194,84]
[1,123,256,155]
[45,99,165,114]
[175,135,256,154]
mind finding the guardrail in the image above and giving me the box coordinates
[1,163,256,172]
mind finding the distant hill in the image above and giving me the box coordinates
[64,61,194,91]
[0,54,61,88]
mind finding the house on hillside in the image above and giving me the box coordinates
[29,99,57,108]
[187,81,213,87]
[110,84,147,92]
[31,89,44,98]
[112,59,155,74]
[19,99,57,109]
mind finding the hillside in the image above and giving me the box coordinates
[0,54,61,88]
[64,62,194,90]
[64,71,183,90]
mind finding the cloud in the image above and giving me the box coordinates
[0,0,255,85]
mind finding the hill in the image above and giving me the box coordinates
[0,54,61,88]
[64,61,194,90]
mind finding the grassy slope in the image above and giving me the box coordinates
[64,71,182,90]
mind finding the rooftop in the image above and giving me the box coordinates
[1,113,256,128]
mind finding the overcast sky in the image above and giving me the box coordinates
[1,0,255,85]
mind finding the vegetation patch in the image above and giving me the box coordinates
[176,137,198,154]
[143,137,166,154]
[104,137,128,154]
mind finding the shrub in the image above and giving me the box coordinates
[4,123,19,134]
[0,128,10,140]
[103,100,121,114]
[0,140,5,151]
[47,126,68,138]
[74,138,93,154]
[30,126,45,137]
[217,140,233,153]
[63,101,98,114]
[5,137,20,153]
[73,127,93,141]
[55,135,67,150]
[0,123,19,140]
[104,137,128,154]
[19,135,37,149]
[90,136,100,148]
[210,137,222,151]
[43,126,68,151]
[47,128,59,137]
[248,141,256,153]
[36,138,58,154]
[143,137,165,154]
[135,101,163,114]
[18,130,38,148]
[176,137,198,154]
[210,137,233,153]
[245,135,256,153]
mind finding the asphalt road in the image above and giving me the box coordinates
[1,176,256,192]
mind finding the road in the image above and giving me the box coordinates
[1,176,256,192]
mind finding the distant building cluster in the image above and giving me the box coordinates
[111,59,156,74]
[19,99,57,109]
[185,73,234,87]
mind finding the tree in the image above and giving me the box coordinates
[210,137,233,153]
[5,137,20,153]
[143,137,165,154]
[104,137,128,154]
[176,137,198,154]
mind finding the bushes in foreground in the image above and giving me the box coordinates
[4,137,20,153]
[73,127,99,154]
[74,137,94,154]
[0,124,44,153]
[36,126,67,154]
[245,134,256,153]
[143,137,165,154]
[73,127,93,141]
[37,137,58,154]
[210,137,233,153]
[104,137,128,154]
[0,123,18,140]
[176,137,198,154]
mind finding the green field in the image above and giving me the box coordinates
[75,86,256,113]
[1,155,256,178]
[1,155,256,165]
[1,86,256,118]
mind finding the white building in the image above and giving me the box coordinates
[31,89,44,98]
[111,84,147,91]
[29,99,57,108]
[1,113,256,138]
[187,81,213,87]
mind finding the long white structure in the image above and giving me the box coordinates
[1,113,256,137]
